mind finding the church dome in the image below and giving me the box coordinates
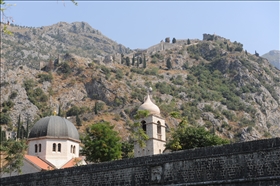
[29,116,79,141]
[138,94,160,116]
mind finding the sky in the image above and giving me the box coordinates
[2,1,280,55]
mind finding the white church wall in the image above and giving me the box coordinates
[28,138,79,169]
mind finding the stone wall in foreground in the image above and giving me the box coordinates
[1,138,280,186]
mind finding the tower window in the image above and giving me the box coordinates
[35,144,38,153]
[53,143,56,152]
[141,120,147,132]
[157,121,162,140]
[58,143,61,152]
[73,146,76,154]
[39,144,41,152]
[71,145,73,153]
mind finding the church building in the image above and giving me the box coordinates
[2,115,86,177]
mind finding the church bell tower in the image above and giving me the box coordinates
[134,88,166,157]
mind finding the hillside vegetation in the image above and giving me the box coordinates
[0,22,280,143]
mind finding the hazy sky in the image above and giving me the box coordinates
[3,1,280,55]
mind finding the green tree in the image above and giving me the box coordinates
[66,105,80,116]
[172,37,177,43]
[128,110,149,148]
[121,54,125,64]
[76,114,82,126]
[0,126,6,143]
[166,58,172,70]
[81,121,122,163]
[136,58,139,68]
[0,0,14,35]
[121,139,134,159]
[143,55,147,69]
[166,112,229,151]
[132,55,135,66]
[0,112,11,125]
[139,57,142,64]
[0,139,28,176]
[58,104,62,116]
[255,50,259,57]
[187,39,191,45]
[26,118,29,138]
[93,101,104,115]
[16,114,21,139]
[125,57,130,67]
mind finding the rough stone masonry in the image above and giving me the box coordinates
[1,138,280,186]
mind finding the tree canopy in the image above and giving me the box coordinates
[166,112,230,151]
[0,139,28,176]
[128,110,149,148]
[81,121,122,163]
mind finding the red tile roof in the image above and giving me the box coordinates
[24,155,54,170]
[62,157,84,168]
[25,155,84,170]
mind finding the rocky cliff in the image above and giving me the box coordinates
[1,22,279,142]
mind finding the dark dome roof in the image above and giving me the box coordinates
[29,116,79,141]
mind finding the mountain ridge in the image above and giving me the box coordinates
[262,50,280,70]
[0,21,279,143]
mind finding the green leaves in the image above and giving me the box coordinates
[133,110,149,120]
[71,0,78,6]
[81,121,122,163]
[0,139,27,175]
[166,113,230,151]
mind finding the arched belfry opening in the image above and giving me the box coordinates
[134,87,166,157]
[157,121,162,140]
[141,120,147,133]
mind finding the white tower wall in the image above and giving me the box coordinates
[134,114,166,157]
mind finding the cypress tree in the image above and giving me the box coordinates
[20,125,25,139]
[0,126,6,142]
[17,114,21,139]
[132,55,135,66]
[143,55,146,68]
[76,114,82,126]
[26,118,29,139]
[136,58,139,68]
[121,54,125,64]
[94,102,98,115]
[58,104,62,116]
[255,50,259,57]
[187,39,191,45]
[139,57,142,64]
[125,57,130,67]
[166,58,172,70]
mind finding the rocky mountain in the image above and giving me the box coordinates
[1,23,280,143]
[1,21,132,70]
[262,50,280,70]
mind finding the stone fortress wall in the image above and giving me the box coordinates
[1,138,280,186]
